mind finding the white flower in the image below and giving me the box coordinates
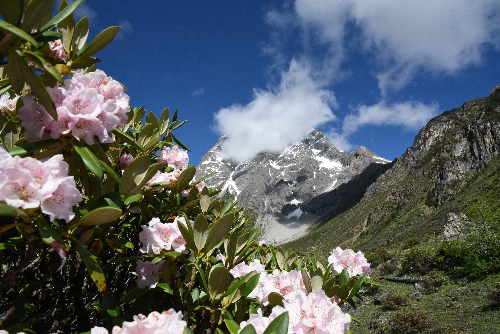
[327,247,370,277]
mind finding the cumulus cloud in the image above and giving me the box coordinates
[294,0,500,95]
[116,20,133,40]
[214,60,337,164]
[342,100,439,135]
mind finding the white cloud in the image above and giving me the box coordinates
[294,0,500,94]
[192,87,205,96]
[116,20,133,40]
[214,60,337,164]
[342,100,439,136]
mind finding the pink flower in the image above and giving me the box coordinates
[0,92,19,114]
[0,147,82,221]
[239,308,286,334]
[230,259,266,278]
[119,153,134,170]
[284,290,351,334]
[327,247,370,277]
[92,309,187,334]
[250,269,307,305]
[18,70,129,145]
[139,217,187,255]
[48,39,67,63]
[144,170,181,189]
[158,146,189,170]
[136,260,165,289]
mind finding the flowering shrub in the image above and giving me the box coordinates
[0,1,374,333]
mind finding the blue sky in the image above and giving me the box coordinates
[77,0,500,165]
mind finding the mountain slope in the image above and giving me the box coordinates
[196,130,391,243]
[284,85,500,253]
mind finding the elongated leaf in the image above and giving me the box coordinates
[204,213,234,254]
[0,19,38,47]
[208,266,231,300]
[8,51,57,119]
[22,0,55,32]
[77,26,120,58]
[74,143,104,179]
[24,50,62,83]
[177,220,196,253]
[220,271,253,298]
[137,123,158,147]
[0,0,22,25]
[7,138,59,156]
[112,128,145,152]
[36,219,63,244]
[101,292,120,317]
[0,203,29,221]
[176,166,196,191]
[77,207,122,226]
[159,107,170,133]
[224,318,240,334]
[124,194,143,206]
[240,325,257,334]
[40,0,84,31]
[347,275,366,301]
[244,273,260,297]
[120,287,147,303]
[193,214,209,252]
[339,268,349,286]
[119,155,156,195]
[1,119,20,150]
[71,16,89,53]
[74,239,106,292]
[263,312,289,334]
[171,133,190,151]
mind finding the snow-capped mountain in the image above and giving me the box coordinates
[196,130,392,244]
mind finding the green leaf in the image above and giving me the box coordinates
[76,207,122,226]
[137,123,158,147]
[193,214,209,252]
[224,318,241,334]
[175,165,196,191]
[8,51,58,119]
[200,195,211,213]
[0,203,30,220]
[177,220,196,253]
[243,273,260,297]
[301,269,312,293]
[1,119,21,150]
[120,287,147,303]
[0,19,38,47]
[35,220,63,244]
[101,292,120,318]
[171,133,190,151]
[112,128,145,152]
[267,292,284,307]
[40,0,84,31]
[22,0,55,32]
[74,239,106,292]
[339,268,349,286]
[263,312,289,334]
[203,212,235,254]
[208,266,231,300]
[119,155,161,196]
[24,50,62,83]
[159,107,170,134]
[0,0,22,25]
[77,26,120,58]
[74,143,104,179]
[347,275,366,301]
[157,282,173,295]
[240,325,257,334]
[71,16,89,53]
[183,327,194,334]
[7,138,59,156]
[220,271,254,298]
[124,194,143,206]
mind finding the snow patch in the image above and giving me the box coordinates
[285,207,303,219]
[315,156,342,169]
[290,199,301,205]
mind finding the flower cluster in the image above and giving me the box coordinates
[139,217,188,255]
[0,92,19,114]
[136,259,165,289]
[158,146,189,170]
[240,290,351,334]
[91,309,187,334]
[18,69,129,145]
[0,147,82,221]
[327,247,370,277]
[230,259,266,278]
[249,268,307,305]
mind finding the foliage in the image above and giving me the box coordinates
[379,292,408,311]
[400,247,434,275]
[0,1,372,333]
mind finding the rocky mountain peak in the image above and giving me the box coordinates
[196,129,391,244]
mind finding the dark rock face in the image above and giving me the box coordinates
[196,130,391,243]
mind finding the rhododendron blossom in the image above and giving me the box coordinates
[158,146,189,170]
[230,259,266,278]
[327,247,370,277]
[239,308,286,334]
[144,170,181,190]
[136,260,165,289]
[0,147,82,221]
[90,309,186,334]
[284,290,351,334]
[0,93,19,114]
[139,217,188,255]
[250,269,307,305]
[48,39,67,63]
[18,69,129,145]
